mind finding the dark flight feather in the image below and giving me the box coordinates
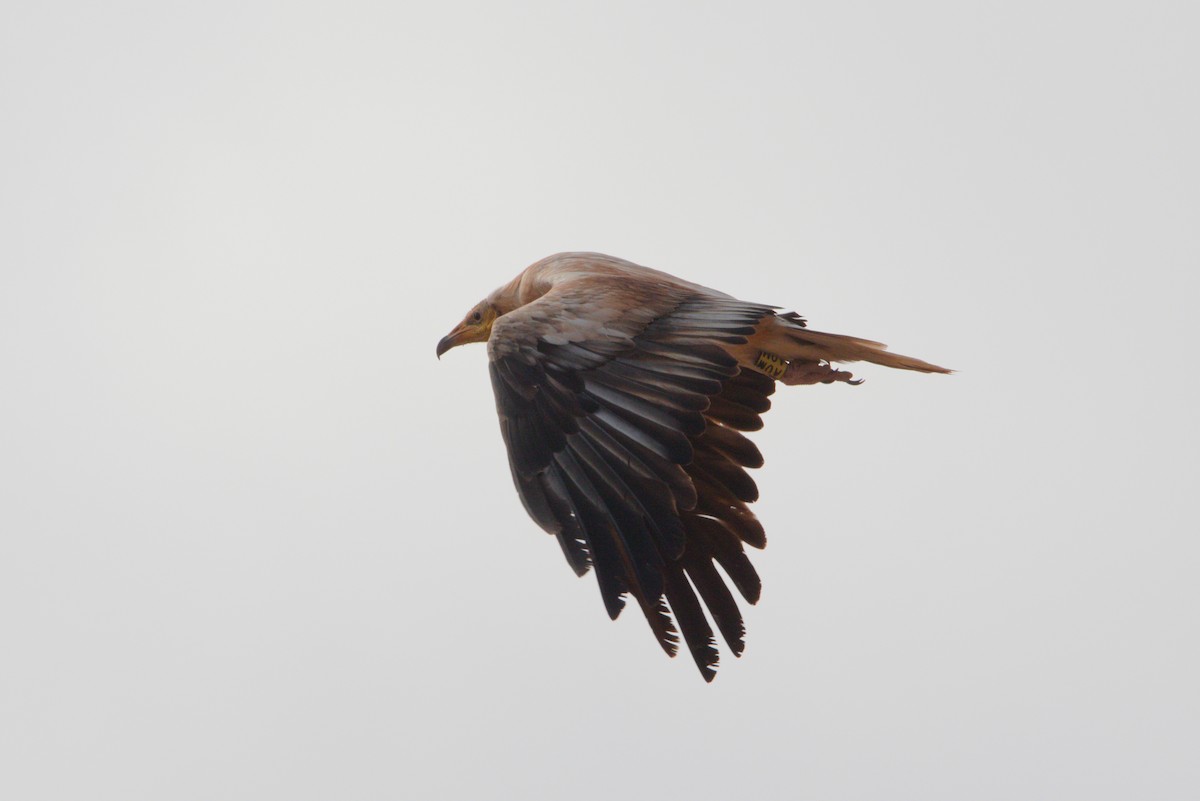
[488,286,783,680]
[458,252,947,681]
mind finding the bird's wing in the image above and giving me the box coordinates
[488,277,778,680]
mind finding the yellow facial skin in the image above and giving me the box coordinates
[436,303,497,358]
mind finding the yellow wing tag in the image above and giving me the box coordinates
[755,351,787,379]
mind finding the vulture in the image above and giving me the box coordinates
[436,252,948,680]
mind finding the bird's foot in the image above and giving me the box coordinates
[781,360,862,386]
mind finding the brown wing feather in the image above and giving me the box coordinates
[489,280,776,680]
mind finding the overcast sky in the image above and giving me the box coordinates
[2,2,1197,799]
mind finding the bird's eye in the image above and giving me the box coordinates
[472,311,483,323]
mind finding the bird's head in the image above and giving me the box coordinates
[436,301,498,358]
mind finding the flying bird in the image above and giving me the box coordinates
[436,252,948,680]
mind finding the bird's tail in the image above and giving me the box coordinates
[781,328,951,374]
[746,317,951,385]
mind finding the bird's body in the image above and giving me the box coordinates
[437,252,948,680]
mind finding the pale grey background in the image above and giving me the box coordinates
[1,2,1196,799]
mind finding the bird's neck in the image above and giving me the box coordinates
[488,268,553,316]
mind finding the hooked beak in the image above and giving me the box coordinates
[436,333,454,359]
[436,324,468,359]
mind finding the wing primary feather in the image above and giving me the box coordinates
[685,513,762,604]
[546,458,627,619]
[531,472,591,576]
[663,566,720,682]
[563,435,667,603]
[684,555,747,656]
[638,595,681,656]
